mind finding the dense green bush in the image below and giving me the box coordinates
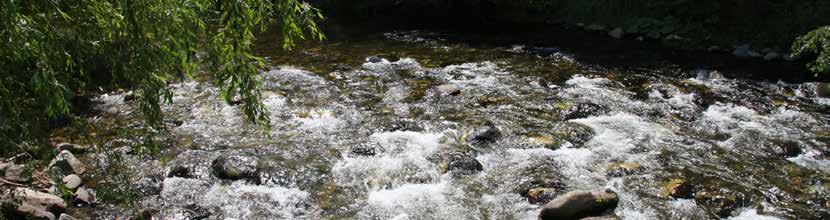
[793,26,830,76]
[0,0,324,156]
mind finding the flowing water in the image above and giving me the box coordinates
[62,25,830,219]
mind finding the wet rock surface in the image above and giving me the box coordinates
[539,189,620,220]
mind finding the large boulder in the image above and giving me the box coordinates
[49,151,86,175]
[539,189,619,220]
[11,187,67,220]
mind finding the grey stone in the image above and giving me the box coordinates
[62,174,82,189]
[74,187,96,204]
[3,162,30,182]
[12,187,67,220]
[49,150,86,175]
[539,189,619,220]
[608,28,623,39]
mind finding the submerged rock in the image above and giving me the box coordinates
[606,162,643,177]
[552,122,596,147]
[446,154,483,175]
[367,56,384,63]
[211,153,261,184]
[663,178,694,199]
[350,143,379,157]
[468,123,502,144]
[561,102,607,120]
[49,150,86,175]
[694,189,742,218]
[539,189,619,220]
[526,188,557,204]
[770,139,802,158]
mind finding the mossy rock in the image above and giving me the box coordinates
[662,178,693,199]
[606,161,642,177]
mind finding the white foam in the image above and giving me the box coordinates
[333,131,443,188]
[160,178,318,219]
[728,209,781,220]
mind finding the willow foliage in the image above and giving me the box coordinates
[793,26,830,76]
[0,0,324,156]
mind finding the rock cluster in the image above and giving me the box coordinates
[1,144,94,220]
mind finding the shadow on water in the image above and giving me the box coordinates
[258,17,824,83]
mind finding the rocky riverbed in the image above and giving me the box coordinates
[3,28,829,219]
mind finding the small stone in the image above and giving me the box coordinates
[707,46,721,52]
[62,174,82,189]
[664,178,694,199]
[468,123,502,144]
[49,150,86,175]
[59,214,77,220]
[539,189,619,220]
[350,143,378,157]
[748,51,762,57]
[783,53,798,61]
[608,28,623,39]
[635,36,644,41]
[56,143,89,154]
[435,84,461,96]
[367,56,384,63]
[12,187,67,220]
[74,187,96,205]
[446,154,483,175]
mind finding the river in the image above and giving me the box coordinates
[65,23,830,219]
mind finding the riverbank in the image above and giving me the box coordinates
[311,0,830,82]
